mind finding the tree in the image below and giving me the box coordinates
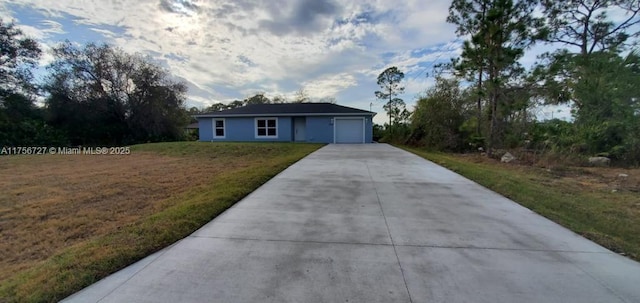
[187,107,201,115]
[0,19,62,146]
[0,19,41,94]
[318,96,337,104]
[374,66,405,140]
[244,93,271,105]
[383,98,409,125]
[537,0,640,97]
[0,92,66,146]
[204,103,228,112]
[447,0,489,137]
[227,100,244,109]
[535,0,640,107]
[45,42,189,145]
[447,0,544,155]
[571,51,640,160]
[530,1,640,164]
[541,0,639,56]
[410,77,473,151]
[534,0,640,110]
[272,94,287,103]
[292,88,310,103]
[372,123,385,141]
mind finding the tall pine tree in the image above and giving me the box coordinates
[447,0,544,155]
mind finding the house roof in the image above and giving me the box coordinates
[195,103,376,118]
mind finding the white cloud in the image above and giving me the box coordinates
[10,23,47,40]
[0,2,12,20]
[89,28,118,39]
[302,73,358,98]
[39,20,65,34]
[1,0,462,110]
[186,94,217,109]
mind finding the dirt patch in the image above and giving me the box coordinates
[580,167,640,192]
[454,152,640,193]
[0,153,226,282]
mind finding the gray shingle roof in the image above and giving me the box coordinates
[195,103,375,117]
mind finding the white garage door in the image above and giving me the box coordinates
[335,118,364,144]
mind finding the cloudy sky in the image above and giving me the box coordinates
[2,0,575,123]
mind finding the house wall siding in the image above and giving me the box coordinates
[305,116,333,143]
[198,119,213,140]
[199,117,292,142]
[198,115,373,143]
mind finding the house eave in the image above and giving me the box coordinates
[195,112,376,118]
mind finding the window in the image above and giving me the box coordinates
[256,118,277,138]
[213,119,225,138]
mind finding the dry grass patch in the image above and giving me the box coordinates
[0,154,213,282]
[0,142,322,302]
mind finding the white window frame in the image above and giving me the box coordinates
[255,117,278,138]
[213,118,225,138]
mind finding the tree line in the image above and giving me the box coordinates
[1,19,192,146]
[376,0,639,166]
[188,89,337,115]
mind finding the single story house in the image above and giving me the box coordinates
[195,103,376,143]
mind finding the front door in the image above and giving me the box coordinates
[294,117,306,142]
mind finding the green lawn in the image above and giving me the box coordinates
[0,142,322,303]
[400,146,640,262]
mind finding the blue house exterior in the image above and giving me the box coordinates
[195,103,376,143]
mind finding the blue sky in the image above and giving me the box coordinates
[1,0,577,124]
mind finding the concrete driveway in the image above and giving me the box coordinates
[64,144,640,303]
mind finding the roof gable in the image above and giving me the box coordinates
[195,103,375,117]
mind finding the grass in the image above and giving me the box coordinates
[0,142,322,303]
[400,146,640,261]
